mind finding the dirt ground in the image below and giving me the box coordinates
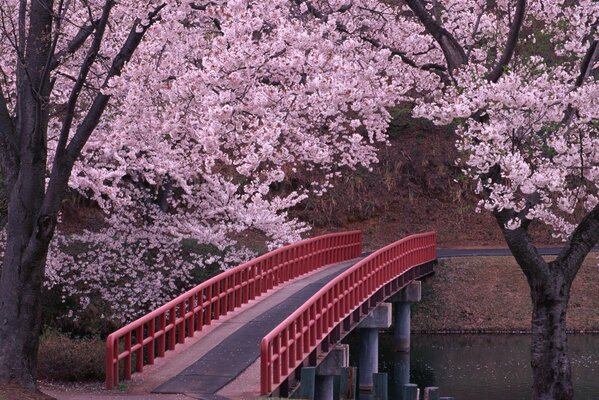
[412,253,599,332]
[0,384,56,400]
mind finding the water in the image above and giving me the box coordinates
[346,333,599,400]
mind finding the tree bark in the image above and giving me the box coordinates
[0,2,164,389]
[0,0,56,388]
[529,269,573,400]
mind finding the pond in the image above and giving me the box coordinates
[346,333,599,399]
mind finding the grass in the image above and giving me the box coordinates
[412,254,599,332]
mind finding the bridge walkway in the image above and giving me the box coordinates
[122,257,363,400]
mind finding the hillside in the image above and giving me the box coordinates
[297,109,559,250]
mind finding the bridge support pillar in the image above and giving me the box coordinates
[393,351,410,392]
[314,344,349,400]
[357,303,392,391]
[388,281,421,352]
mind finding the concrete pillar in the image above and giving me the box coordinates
[315,345,349,400]
[359,328,378,391]
[395,303,411,352]
[392,351,410,394]
[315,375,334,400]
[424,386,440,400]
[356,303,392,391]
[388,281,421,352]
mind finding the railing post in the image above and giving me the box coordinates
[135,326,143,372]
[148,319,155,365]
[168,307,176,350]
[124,331,132,379]
[260,338,272,395]
[105,336,114,390]
[158,313,166,357]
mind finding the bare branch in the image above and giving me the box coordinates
[403,0,467,74]
[190,2,216,11]
[49,21,97,70]
[557,203,599,282]
[53,0,114,160]
[486,0,526,83]
[494,207,550,284]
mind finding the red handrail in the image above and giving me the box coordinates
[105,231,362,389]
[259,232,436,394]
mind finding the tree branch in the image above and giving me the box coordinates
[556,203,599,282]
[562,39,598,124]
[41,3,167,216]
[494,207,550,283]
[54,0,113,160]
[49,20,97,71]
[486,0,526,83]
[403,0,467,73]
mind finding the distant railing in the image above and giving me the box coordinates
[105,231,363,389]
[260,232,436,394]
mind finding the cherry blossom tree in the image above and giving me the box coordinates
[0,0,416,390]
[0,1,597,399]
[312,0,596,398]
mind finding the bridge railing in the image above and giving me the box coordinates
[260,232,436,394]
[105,231,362,389]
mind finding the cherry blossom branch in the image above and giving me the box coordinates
[562,39,598,125]
[41,3,166,217]
[299,0,446,73]
[54,0,114,160]
[487,0,526,83]
[403,0,467,73]
[465,6,485,61]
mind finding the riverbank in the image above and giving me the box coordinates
[411,254,599,333]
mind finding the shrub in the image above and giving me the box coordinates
[38,331,104,382]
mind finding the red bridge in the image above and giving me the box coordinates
[105,231,437,399]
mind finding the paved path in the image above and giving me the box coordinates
[437,246,599,258]
[153,259,360,399]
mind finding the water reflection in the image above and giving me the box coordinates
[347,333,599,400]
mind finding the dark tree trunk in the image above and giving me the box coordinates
[0,2,162,389]
[0,218,53,388]
[0,0,55,388]
[529,271,573,400]
[497,204,599,400]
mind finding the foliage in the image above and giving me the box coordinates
[37,330,104,382]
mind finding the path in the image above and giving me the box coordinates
[438,246,599,258]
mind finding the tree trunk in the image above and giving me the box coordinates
[0,198,54,388]
[529,272,573,400]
